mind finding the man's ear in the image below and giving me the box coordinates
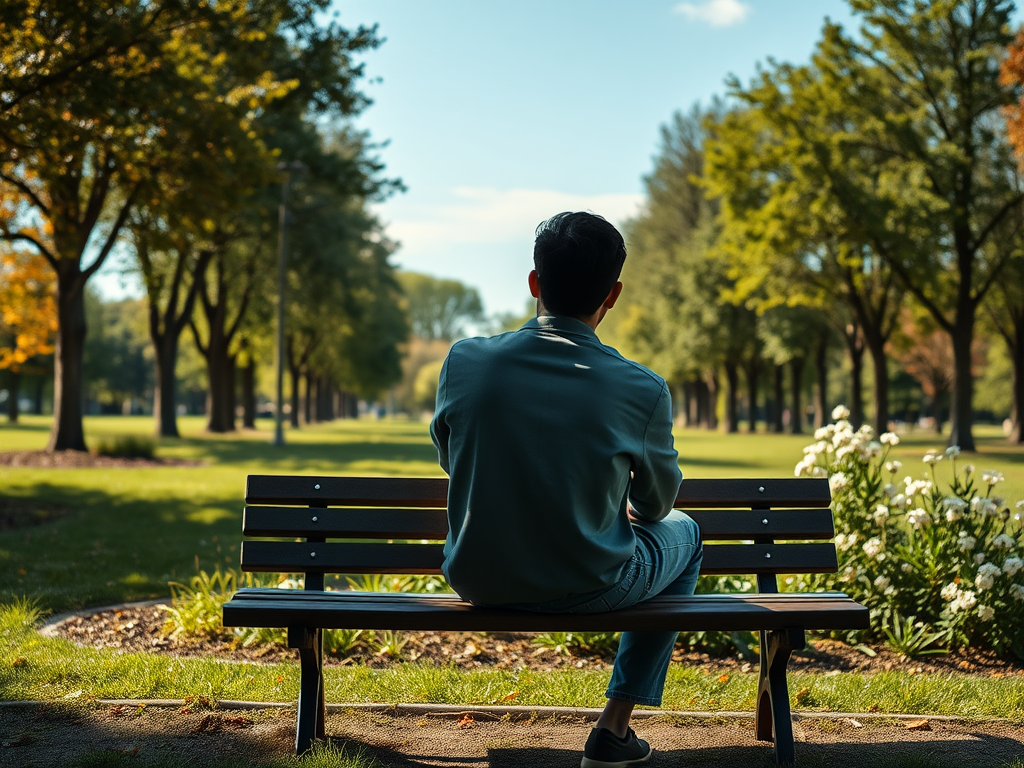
[604,281,623,309]
[528,269,541,299]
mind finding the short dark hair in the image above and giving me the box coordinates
[533,211,627,318]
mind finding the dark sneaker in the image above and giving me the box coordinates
[580,727,653,768]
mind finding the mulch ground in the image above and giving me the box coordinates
[51,601,1024,677]
[2,704,1023,768]
[0,450,200,469]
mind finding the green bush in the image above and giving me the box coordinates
[794,406,1024,657]
[92,434,157,459]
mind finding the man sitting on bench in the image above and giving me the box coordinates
[430,211,703,768]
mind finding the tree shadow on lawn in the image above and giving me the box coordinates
[0,482,245,612]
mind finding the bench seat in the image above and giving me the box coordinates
[224,589,867,633]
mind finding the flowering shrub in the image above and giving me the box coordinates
[794,406,1024,657]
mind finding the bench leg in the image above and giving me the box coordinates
[290,627,326,754]
[755,628,805,766]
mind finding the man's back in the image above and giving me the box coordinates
[430,314,682,606]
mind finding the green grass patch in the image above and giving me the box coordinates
[2,606,1022,719]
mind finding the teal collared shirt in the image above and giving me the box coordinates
[430,315,682,606]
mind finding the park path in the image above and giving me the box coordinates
[1,703,1021,767]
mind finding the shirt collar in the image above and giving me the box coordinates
[522,314,598,340]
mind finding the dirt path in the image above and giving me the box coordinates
[2,703,1021,768]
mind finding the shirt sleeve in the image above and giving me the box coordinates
[628,383,682,522]
[429,354,452,476]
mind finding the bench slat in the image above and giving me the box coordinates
[244,475,831,510]
[242,506,835,541]
[222,590,868,632]
[240,541,838,576]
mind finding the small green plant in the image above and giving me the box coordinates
[92,434,157,459]
[370,630,408,659]
[323,628,369,657]
[162,563,280,642]
[881,613,948,659]
[533,631,620,656]
[345,573,451,593]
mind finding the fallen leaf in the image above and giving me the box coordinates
[868,704,880,713]
[498,691,519,703]
[906,719,930,731]
[456,714,475,728]
[224,715,253,729]
[795,688,811,704]
[717,674,730,683]
[275,676,284,683]
[11,657,27,668]
[416,720,427,727]
[849,719,863,729]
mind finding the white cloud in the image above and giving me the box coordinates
[379,187,644,252]
[673,0,752,27]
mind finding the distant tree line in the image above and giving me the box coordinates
[608,0,1024,449]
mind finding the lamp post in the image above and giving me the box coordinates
[273,160,307,447]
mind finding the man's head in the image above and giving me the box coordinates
[532,211,627,320]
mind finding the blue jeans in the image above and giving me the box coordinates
[505,511,703,707]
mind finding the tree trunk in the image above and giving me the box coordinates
[6,370,20,423]
[289,363,301,428]
[866,335,889,437]
[153,333,181,438]
[1009,333,1023,445]
[204,329,234,433]
[304,369,313,424]
[772,364,785,433]
[695,379,708,428]
[814,333,828,430]
[705,370,719,431]
[789,357,805,435]
[47,276,88,452]
[242,357,256,429]
[685,380,698,427]
[932,389,947,435]
[745,356,760,434]
[226,354,237,431]
[948,319,976,451]
[845,334,866,429]
[724,361,739,433]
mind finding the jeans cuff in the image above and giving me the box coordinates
[604,689,662,708]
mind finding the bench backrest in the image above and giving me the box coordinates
[240,476,835,594]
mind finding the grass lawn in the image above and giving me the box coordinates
[1,414,1022,718]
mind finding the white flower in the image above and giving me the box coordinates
[840,566,857,582]
[883,483,897,497]
[955,590,977,612]
[1011,584,1024,602]
[1003,557,1023,577]
[831,405,851,421]
[901,562,914,573]
[863,537,884,558]
[880,432,900,446]
[905,478,933,497]
[814,426,833,441]
[923,451,942,465]
[829,472,849,493]
[982,470,1005,486]
[277,578,302,590]
[957,533,977,552]
[1017,501,1024,510]
[873,575,890,591]
[832,430,853,449]
[885,461,903,474]
[978,605,995,622]
[873,505,890,525]
[836,445,857,462]
[993,534,1016,549]
[975,553,987,565]
[945,446,961,459]
[906,508,930,529]
[862,441,883,458]
[975,563,1001,591]
[963,464,975,476]
[940,583,959,601]
[891,493,907,510]
[794,457,816,477]
[971,496,998,517]
[812,466,828,478]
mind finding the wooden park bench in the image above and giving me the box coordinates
[222,475,869,766]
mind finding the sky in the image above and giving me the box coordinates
[97,0,859,316]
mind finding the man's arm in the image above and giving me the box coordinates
[429,355,451,475]
[627,384,682,522]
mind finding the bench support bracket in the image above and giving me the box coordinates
[755,626,805,766]
[289,626,326,753]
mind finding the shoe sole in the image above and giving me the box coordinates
[580,748,653,768]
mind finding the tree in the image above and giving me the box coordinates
[0,247,56,421]
[778,0,1022,450]
[397,272,485,342]
[0,1,289,450]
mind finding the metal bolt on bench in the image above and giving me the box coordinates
[223,475,869,766]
